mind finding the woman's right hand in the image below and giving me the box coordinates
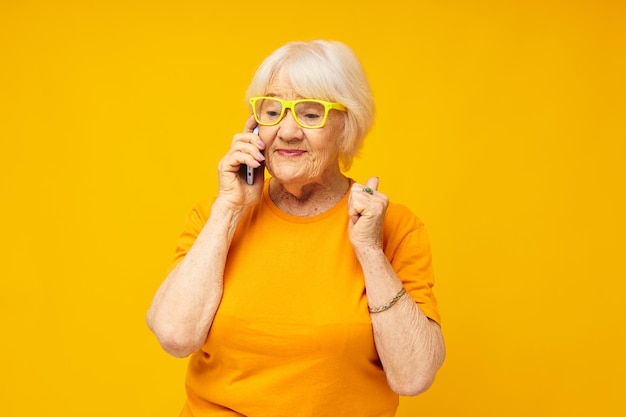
[216,116,266,210]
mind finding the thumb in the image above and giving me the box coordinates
[365,176,379,192]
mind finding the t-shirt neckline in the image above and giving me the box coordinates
[262,177,354,224]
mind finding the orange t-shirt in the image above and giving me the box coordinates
[174,179,440,417]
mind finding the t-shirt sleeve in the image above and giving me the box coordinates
[171,198,212,269]
[384,204,441,325]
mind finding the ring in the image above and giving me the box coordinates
[363,187,374,195]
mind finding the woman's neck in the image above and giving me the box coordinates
[269,174,350,217]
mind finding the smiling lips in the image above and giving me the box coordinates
[277,149,306,158]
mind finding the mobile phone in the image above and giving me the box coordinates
[241,126,260,185]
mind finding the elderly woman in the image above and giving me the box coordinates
[147,40,445,417]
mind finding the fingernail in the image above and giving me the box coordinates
[256,152,265,160]
[257,140,266,147]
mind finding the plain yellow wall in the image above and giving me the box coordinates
[1,1,624,416]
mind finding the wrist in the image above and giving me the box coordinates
[212,196,247,217]
[208,198,248,238]
[353,244,385,264]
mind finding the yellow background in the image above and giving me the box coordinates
[1,1,624,416]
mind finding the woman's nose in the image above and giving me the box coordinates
[276,109,303,141]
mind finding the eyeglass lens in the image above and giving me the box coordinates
[254,98,326,127]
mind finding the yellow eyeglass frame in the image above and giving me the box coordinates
[250,96,347,129]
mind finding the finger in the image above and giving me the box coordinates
[244,114,257,133]
[348,185,369,224]
[231,131,265,152]
[224,143,264,170]
[230,138,264,158]
[364,176,379,192]
[235,150,263,169]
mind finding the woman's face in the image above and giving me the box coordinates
[258,74,345,188]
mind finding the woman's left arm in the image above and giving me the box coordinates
[348,177,446,396]
[355,247,445,396]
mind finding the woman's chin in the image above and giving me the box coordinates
[268,165,309,184]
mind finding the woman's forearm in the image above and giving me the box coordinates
[146,200,245,358]
[356,247,446,396]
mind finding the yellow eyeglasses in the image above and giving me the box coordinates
[250,97,347,129]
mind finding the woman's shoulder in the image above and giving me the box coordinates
[192,196,214,216]
[385,201,425,232]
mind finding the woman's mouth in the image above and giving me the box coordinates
[276,149,306,158]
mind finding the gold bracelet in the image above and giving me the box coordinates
[368,287,407,313]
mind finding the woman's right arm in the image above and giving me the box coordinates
[147,118,265,358]
[146,201,245,358]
